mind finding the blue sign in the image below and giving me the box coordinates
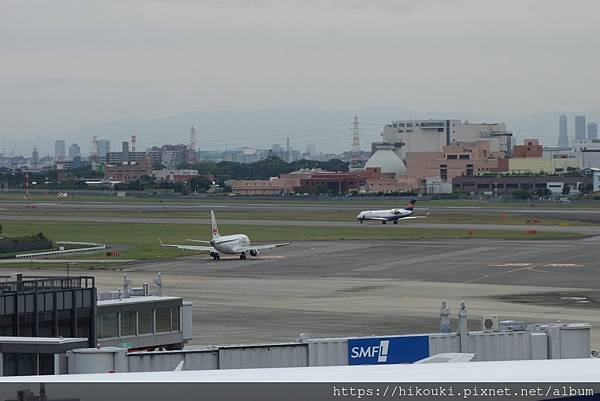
[348,336,429,365]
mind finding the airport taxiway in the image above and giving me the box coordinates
[13,237,600,348]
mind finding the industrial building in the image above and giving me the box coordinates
[508,157,581,174]
[153,169,201,184]
[230,170,366,195]
[379,119,513,159]
[453,174,591,195]
[405,141,507,182]
[106,141,153,165]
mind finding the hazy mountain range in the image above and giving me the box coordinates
[9,107,600,157]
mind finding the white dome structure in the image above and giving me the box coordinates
[364,148,407,176]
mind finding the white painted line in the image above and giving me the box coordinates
[488,263,533,267]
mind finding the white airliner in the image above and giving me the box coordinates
[159,211,290,260]
[356,199,430,224]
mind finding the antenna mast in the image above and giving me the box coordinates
[350,116,363,171]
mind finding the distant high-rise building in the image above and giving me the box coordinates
[68,143,81,160]
[31,147,39,170]
[558,115,569,148]
[96,139,111,159]
[54,140,66,162]
[587,122,598,140]
[122,141,130,162]
[575,115,587,140]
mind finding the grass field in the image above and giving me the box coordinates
[0,221,584,268]
[0,208,591,227]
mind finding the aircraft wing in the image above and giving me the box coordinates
[159,239,217,253]
[235,243,291,252]
[365,217,391,221]
[186,239,212,244]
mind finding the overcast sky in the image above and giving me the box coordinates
[1,0,600,151]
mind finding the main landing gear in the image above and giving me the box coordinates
[210,252,220,260]
[393,220,398,224]
[239,252,247,260]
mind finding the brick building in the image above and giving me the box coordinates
[406,141,507,182]
[512,139,543,158]
[104,157,152,182]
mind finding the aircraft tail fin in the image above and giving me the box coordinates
[405,199,417,211]
[210,210,220,239]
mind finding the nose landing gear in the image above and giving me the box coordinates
[239,252,247,260]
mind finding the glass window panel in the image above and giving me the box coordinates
[156,307,171,333]
[20,353,36,376]
[56,293,63,310]
[64,292,72,309]
[120,310,136,337]
[0,297,4,316]
[38,311,54,337]
[45,293,54,310]
[18,313,33,337]
[5,296,13,314]
[171,307,180,332]
[39,354,54,375]
[138,308,153,334]
[100,312,118,339]
[75,291,82,308]
[25,294,34,313]
[0,315,15,336]
[17,297,24,314]
[37,294,44,312]
[3,353,16,376]
[82,290,91,308]
[77,318,90,339]
[58,310,72,337]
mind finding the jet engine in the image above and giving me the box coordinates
[249,249,259,257]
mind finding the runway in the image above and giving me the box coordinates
[0,214,596,235]
[13,238,600,349]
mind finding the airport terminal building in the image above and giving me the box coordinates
[0,274,192,376]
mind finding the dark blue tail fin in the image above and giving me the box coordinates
[405,199,417,211]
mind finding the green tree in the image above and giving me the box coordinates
[512,189,530,199]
